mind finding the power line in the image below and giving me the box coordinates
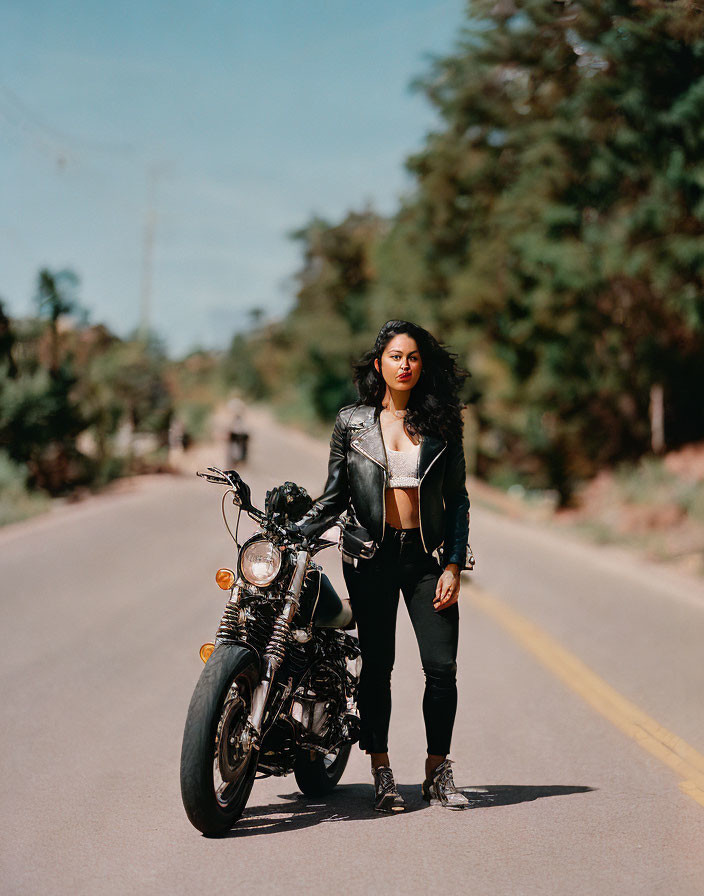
[0,83,136,170]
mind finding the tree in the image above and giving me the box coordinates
[0,299,17,378]
[221,1,704,502]
[224,211,386,420]
[34,268,83,372]
[399,0,704,499]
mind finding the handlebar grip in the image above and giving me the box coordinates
[196,470,230,484]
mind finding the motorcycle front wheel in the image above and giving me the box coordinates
[180,644,260,836]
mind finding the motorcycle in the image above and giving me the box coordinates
[180,467,366,836]
[226,428,249,465]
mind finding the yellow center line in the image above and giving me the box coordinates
[467,584,704,809]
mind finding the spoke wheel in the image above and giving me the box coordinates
[180,645,260,836]
[213,678,252,808]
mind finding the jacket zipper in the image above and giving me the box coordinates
[417,444,446,554]
[350,436,387,539]
[380,430,388,536]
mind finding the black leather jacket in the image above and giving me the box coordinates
[297,403,472,569]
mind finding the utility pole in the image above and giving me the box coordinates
[650,383,665,454]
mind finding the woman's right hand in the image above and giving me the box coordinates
[433,565,460,611]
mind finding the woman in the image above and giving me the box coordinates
[295,320,474,812]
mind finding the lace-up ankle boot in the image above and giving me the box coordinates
[372,766,406,813]
[421,759,469,809]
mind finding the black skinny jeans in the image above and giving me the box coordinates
[342,524,459,757]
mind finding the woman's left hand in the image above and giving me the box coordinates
[434,563,460,610]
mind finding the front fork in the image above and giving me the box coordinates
[241,549,310,750]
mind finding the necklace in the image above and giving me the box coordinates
[383,406,407,418]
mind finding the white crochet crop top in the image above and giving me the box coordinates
[386,442,421,488]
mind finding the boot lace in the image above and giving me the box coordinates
[435,760,459,797]
[375,766,397,796]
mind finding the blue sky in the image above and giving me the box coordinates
[1,0,466,355]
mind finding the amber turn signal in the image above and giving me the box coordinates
[215,568,235,590]
[199,642,215,664]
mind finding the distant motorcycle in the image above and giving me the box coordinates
[225,398,249,465]
[180,468,363,836]
[226,428,249,465]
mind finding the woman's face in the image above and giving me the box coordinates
[375,333,423,392]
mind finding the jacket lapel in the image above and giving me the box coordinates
[349,405,446,477]
[349,409,387,470]
[418,433,446,479]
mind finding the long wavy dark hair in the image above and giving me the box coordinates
[352,320,469,442]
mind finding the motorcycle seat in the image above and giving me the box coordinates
[313,572,355,630]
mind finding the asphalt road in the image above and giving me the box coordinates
[2,407,704,895]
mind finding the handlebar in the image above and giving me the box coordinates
[196,470,232,485]
[197,467,316,548]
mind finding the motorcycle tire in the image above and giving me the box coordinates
[294,742,352,797]
[180,644,260,836]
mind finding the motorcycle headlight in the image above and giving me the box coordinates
[238,539,282,586]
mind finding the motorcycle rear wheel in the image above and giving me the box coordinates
[180,644,260,836]
[294,742,352,796]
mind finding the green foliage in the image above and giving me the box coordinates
[34,268,85,372]
[223,210,385,417]
[178,401,210,441]
[0,272,177,508]
[92,340,172,436]
[35,268,81,323]
[225,0,704,504]
[0,360,88,493]
[0,450,49,527]
[166,349,228,444]
[401,0,704,500]
[223,332,271,401]
[612,456,703,520]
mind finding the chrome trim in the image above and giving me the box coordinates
[382,481,386,536]
[237,535,282,587]
[248,550,310,744]
[418,444,446,554]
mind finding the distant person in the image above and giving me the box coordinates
[294,320,474,812]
